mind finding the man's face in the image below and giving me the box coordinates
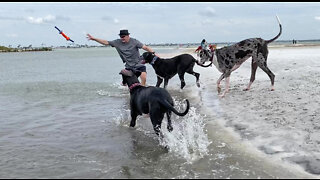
[120,35,130,43]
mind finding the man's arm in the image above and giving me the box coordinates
[87,34,109,46]
[142,45,161,57]
[142,45,154,53]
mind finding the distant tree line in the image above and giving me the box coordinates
[0,45,52,52]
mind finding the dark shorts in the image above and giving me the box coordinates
[125,66,146,77]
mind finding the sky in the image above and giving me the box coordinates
[1,2,320,47]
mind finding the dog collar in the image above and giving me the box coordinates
[129,83,141,91]
[151,56,158,65]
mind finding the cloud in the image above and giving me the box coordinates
[101,16,119,24]
[199,7,216,17]
[25,15,56,24]
[56,15,71,22]
[315,16,320,21]
[0,14,69,24]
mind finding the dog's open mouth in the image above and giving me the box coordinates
[140,60,146,64]
[139,55,146,64]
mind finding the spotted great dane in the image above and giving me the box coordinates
[198,16,282,97]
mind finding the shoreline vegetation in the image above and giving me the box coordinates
[0,46,52,52]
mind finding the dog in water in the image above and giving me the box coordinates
[140,52,212,89]
[198,16,282,97]
[119,69,190,135]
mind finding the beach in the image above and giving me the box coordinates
[181,44,320,176]
[0,44,319,178]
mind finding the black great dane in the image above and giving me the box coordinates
[119,69,190,136]
[198,16,282,97]
[140,52,212,89]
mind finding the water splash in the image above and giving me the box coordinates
[96,83,128,97]
[111,96,211,163]
[112,109,131,127]
[158,106,211,163]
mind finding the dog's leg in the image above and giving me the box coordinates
[163,78,170,89]
[156,76,163,87]
[166,111,173,132]
[256,53,275,91]
[258,63,275,91]
[219,71,231,97]
[220,76,230,98]
[130,111,138,127]
[231,63,242,72]
[187,69,200,87]
[216,74,225,93]
[150,109,164,135]
[244,60,258,91]
[178,72,186,89]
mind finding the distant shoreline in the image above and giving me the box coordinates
[0,46,52,53]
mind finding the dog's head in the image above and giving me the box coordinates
[140,52,155,64]
[198,49,213,65]
[119,69,139,87]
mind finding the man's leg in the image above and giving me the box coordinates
[140,72,147,86]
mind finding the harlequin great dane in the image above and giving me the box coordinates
[198,16,282,97]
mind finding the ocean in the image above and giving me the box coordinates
[0,46,318,178]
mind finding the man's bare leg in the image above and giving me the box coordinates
[140,72,147,86]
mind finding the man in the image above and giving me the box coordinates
[86,29,155,86]
[201,39,210,57]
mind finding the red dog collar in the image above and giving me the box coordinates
[129,83,141,91]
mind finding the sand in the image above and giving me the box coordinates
[159,44,320,176]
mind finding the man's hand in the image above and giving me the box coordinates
[86,34,94,41]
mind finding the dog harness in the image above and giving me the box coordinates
[129,83,141,91]
[150,56,165,79]
[151,56,158,65]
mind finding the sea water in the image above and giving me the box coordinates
[0,47,317,178]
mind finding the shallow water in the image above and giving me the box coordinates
[0,47,317,178]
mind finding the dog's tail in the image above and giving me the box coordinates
[193,56,213,67]
[195,59,213,67]
[161,99,190,116]
[266,15,282,44]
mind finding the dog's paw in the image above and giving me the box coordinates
[219,94,226,98]
[154,125,161,135]
[130,122,136,127]
[219,91,227,98]
[196,81,200,87]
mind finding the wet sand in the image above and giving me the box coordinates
[159,44,320,177]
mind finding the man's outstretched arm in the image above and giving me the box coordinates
[87,34,109,46]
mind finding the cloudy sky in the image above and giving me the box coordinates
[1,2,320,47]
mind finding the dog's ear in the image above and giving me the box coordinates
[142,52,154,62]
[119,69,134,77]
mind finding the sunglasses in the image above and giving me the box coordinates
[120,35,127,38]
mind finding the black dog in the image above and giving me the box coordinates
[119,69,190,135]
[140,52,212,89]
